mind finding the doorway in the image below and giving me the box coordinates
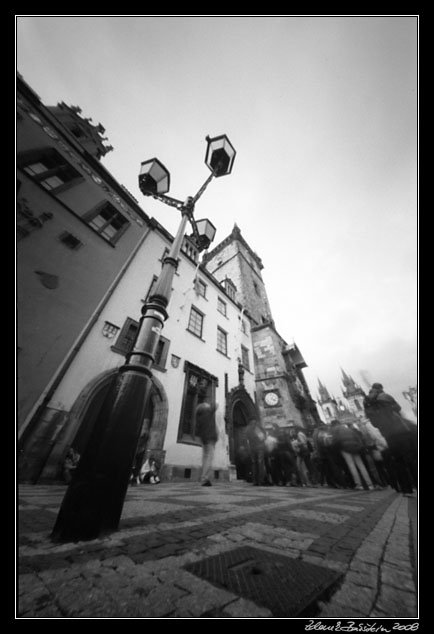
[232,402,251,480]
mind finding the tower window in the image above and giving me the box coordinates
[222,278,237,301]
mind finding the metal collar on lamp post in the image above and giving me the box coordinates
[50,134,235,543]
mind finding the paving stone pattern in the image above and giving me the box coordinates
[17,482,418,619]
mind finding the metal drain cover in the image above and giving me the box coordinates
[184,546,342,617]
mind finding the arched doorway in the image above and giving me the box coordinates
[39,369,168,482]
[226,386,257,482]
[232,401,251,480]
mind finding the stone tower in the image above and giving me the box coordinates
[204,225,319,432]
[203,223,273,328]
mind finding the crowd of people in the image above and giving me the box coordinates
[241,383,417,495]
[63,383,416,496]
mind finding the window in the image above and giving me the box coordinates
[143,275,158,302]
[18,147,83,193]
[84,201,129,244]
[181,237,199,263]
[111,317,139,355]
[153,335,170,371]
[111,317,170,370]
[241,319,248,334]
[195,278,207,298]
[222,278,237,301]
[217,327,228,356]
[354,399,362,411]
[241,345,250,371]
[217,297,227,316]
[187,306,204,338]
[178,361,218,443]
[253,281,261,296]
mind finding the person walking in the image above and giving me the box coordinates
[289,427,311,487]
[312,423,348,488]
[330,420,374,491]
[195,397,218,486]
[245,417,267,486]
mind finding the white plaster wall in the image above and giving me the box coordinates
[47,225,256,472]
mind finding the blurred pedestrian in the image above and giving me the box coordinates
[312,423,348,488]
[289,427,311,486]
[195,397,218,486]
[245,417,267,486]
[364,383,417,494]
[330,420,374,491]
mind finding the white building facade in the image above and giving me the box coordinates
[35,222,257,483]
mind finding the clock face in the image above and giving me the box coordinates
[265,392,279,406]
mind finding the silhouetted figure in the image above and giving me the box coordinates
[364,383,417,494]
[245,418,267,486]
[63,447,80,484]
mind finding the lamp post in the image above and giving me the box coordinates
[51,134,236,542]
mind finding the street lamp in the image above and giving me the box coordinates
[51,134,236,542]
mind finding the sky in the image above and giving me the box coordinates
[16,15,418,418]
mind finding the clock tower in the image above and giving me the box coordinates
[203,225,320,432]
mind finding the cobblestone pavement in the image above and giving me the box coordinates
[17,482,418,620]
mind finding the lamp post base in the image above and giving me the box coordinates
[51,369,152,543]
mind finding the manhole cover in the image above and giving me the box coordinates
[184,546,342,617]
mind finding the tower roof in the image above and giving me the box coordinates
[203,224,264,270]
[317,378,332,403]
[340,368,365,398]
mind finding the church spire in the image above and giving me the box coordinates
[341,368,365,398]
[317,378,332,403]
